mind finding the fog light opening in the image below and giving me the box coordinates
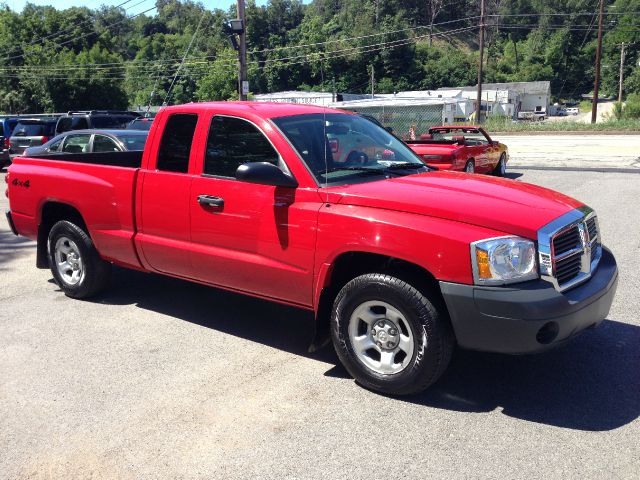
[536,321,559,345]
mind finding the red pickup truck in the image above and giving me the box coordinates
[406,126,508,175]
[5,102,618,395]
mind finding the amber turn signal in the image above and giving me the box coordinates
[476,249,492,279]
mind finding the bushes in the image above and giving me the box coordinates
[614,94,640,120]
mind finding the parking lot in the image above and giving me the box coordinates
[1,161,639,478]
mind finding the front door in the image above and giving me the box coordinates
[189,114,319,307]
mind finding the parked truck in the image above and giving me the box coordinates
[5,102,618,395]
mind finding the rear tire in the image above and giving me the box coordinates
[48,220,111,299]
[330,274,454,395]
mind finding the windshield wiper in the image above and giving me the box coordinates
[324,166,386,175]
[384,162,430,171]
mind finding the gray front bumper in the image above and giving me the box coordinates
[440,247,618,354]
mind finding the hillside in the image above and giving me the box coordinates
[0,0,638,112]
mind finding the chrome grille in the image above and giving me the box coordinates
[538,206,602,292]
[552,227,580,256]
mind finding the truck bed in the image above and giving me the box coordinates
[8,154,143,269]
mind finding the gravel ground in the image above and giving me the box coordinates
[1,167,639,479]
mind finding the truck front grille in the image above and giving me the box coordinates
[538,207,602,292]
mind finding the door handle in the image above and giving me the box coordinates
[197,195,224,208]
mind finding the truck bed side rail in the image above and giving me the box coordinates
[28,151,143,168]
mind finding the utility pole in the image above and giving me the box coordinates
[619,42,626,102]
[370,65,375,99]
[237,0,248,101]
[332,76,336,103]
[591,0,604,124]
[475,0,485,124]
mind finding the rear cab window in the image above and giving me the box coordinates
[156,114,198,173]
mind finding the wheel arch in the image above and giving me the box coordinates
[309,250,446,352]
[36,201,88,269]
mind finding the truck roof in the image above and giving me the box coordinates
[161,101,353,119]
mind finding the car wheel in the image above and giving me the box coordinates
[464,160,475,173]
[331,273,454,395]
[493,153,507,177]
[48,220,111,299]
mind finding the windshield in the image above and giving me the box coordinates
[115,132,148,150]
[272,113,427,186]
[430,128,489,146]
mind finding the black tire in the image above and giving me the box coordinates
[464,160,475,174]
[48,220,111,299]
[330,274,454,395]
[493,153,507,177]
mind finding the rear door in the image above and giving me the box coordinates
[92,134,122,153]
[60,133,92,153]
[188,114,318,306]
[137,112,201,277]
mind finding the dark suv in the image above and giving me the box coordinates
[9,119,57,156]
[0,117,19,168]
[55,110,141,136]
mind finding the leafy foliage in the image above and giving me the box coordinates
[0,0,638,113]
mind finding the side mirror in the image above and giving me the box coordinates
[385,126,394,133]
[236,162,298,188]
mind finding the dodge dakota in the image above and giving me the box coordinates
[5,102,618,395]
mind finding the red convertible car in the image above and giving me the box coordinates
[406,126,509,175]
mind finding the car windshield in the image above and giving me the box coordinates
[128,119,153,131]
[272,113,427,186]
[430,128,489,145]
[114,132,148,151]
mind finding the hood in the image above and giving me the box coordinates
[327,171,583,239]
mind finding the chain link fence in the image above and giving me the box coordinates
[334,103,467,140]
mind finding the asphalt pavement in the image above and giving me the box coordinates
[1,164,639,479]
[494,134,640,170]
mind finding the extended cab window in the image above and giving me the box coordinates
[204,116,279,178]
[157,114,198,173]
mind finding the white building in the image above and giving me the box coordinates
[439,81,551,118]
[253,91,367,106]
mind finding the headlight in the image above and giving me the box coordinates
[471,236,538,285]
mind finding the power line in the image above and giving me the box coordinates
[0,16,480,73]
[163,13,207,105]
[2,25,479,82]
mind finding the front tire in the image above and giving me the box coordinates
[48,220,111,299]
[493,153,507,177]
[331,274,454,395]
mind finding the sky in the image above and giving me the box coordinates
[3,0,269,13]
